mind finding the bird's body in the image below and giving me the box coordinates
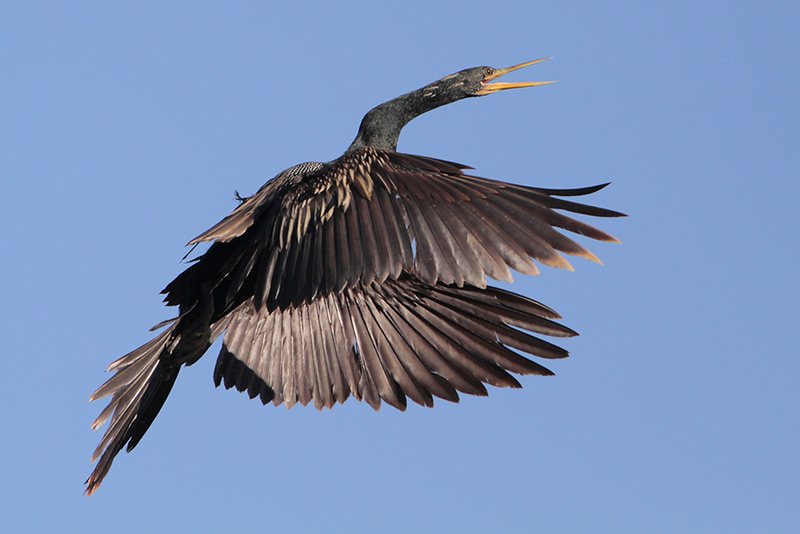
[87,59,623,495]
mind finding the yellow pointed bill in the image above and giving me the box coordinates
[477,58,556,95]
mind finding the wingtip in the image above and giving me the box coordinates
[84,476,97,496]
[84,476,101,497]
[559,256,575,272]
[585,251,604,265]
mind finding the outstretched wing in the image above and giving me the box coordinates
[88,146,623,493]
[163,147,623,316]
[214,276,577,411]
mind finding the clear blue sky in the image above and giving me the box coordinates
[2,2,798,532]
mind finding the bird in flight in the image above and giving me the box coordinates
[87,58,623,495]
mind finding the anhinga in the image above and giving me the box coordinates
[86,59,623,495]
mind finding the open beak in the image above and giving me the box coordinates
[477,58,556,95]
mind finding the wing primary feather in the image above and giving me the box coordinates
[291,234,314,307]
[380,288,488,396]
[309,225,325,303]
[489,193,603,263]
[417,201,466,285]
[528,182,611,196]
[267,307,284,406]
[362,293,432,407]
[310,303,333,409]
[376,187,413,276]
[407,299,524,387]
[403,198,448,284]
[322,216,339,295]
[378,299,461,403]
[266,247,290,309]
[231,312,258,393]
[421,200,488,286]
[430,288,575,338]
[455,198,540,276]
[338,294,380,408]
[302,304,323,408]
[498,190,621,243]
[296,305,313,407]
[363,292,436,407]
[344,199,365,287]
[253,316,275,403]
[330,292,361,401]
[436,199,510,284]
[416,293,560,372]
[281,309,297,408]
[353,195,379,284]
[332,208,352,293]
[506,183,626,218]
[348,292,407,410]
[254,249,279,310]
[361,194,392,283]
[472,196,570,271]
[314,297,346,405]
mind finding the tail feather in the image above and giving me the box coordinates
[85,326,178,496]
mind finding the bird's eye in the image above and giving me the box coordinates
[484,67,493,77]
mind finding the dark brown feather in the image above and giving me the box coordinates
[164,148,623,315]
[212,276,587,411]
[90,147,623,494]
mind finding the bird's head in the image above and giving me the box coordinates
[436,58,556,99]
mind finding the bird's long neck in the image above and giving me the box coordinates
[346,81,466,153]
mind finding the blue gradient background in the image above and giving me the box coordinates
[2,2,797,532]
